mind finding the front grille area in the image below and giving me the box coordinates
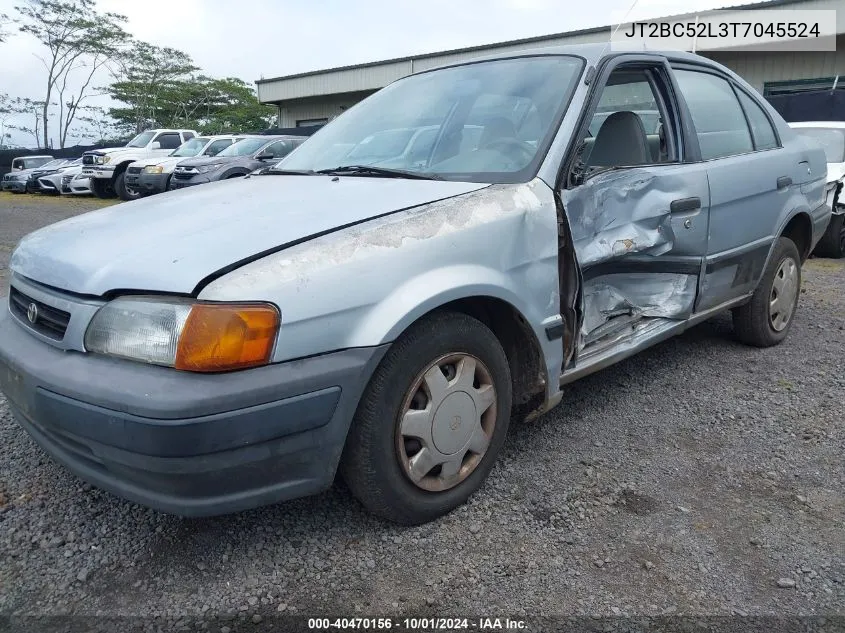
[127,166,141,175]
[82,154,95,165]
[9,287,71,340]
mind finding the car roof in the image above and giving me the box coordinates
[789,121,845,129]
[418,42,724,75]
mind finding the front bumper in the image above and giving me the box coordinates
[0,310,386,516]
[138,172,170,194]
[1,180,26,192]
[169,174,212,190]
[81,165,115,180]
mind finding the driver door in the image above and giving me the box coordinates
[559,56,711,353]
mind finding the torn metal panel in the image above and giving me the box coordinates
[581,273,697,345]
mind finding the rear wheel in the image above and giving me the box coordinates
[340,311,512,525]
[732,237,801,347]
[90,179,114,199]
[115,172,141,202]
[813,214,845,258]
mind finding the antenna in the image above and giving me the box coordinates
[599,0,641,60]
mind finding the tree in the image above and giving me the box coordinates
[75,104,128,144]
[6,97,50,147]
[0,13,13,42]
[107,41,198,134]
[199,77,276,133]
[15,0,129,148]
[109,74,275,134]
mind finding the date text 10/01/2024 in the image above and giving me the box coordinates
[307,618,527,630]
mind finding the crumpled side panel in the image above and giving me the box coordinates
[581,273,697,343]
[560,167,706,352]
[563,169,680,267]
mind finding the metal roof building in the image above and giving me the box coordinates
[257,0,845,128]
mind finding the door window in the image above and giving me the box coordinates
[673,69,754,160]
[582,69,673,168]
[735,89,779,151]
[155,133,182,150]
[205,139,234,155]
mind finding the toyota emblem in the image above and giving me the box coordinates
[26,302,38,324]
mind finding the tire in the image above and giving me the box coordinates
[732,237,801,347]
[115,172,141,202]
[340,311,512,525]
[90,179,114,199]
[813,213,845,258]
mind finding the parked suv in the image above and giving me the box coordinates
[9,155,53,171]
[81,129,198,200]
[0,45,829,525]
[169,135,304,190]
[125,135,239,198]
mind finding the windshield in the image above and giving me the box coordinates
[38,159,66,170]
[216,138,268,157]
[22,157,52,169]
[794,127,845,163]
[126,131,156,148]
[171,137,210,157]
[279,56,584,182]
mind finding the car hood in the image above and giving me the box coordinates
[11,175,489,296]
[176,156,237,168]
[131,156,174,168]
[87,146,130,155]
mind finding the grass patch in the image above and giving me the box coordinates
[0,191,119,208]
[805,257,845,271]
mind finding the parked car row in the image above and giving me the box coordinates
[81,130,306,201]
[1,157,90,195]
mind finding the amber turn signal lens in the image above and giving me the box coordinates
[174,303,280,372]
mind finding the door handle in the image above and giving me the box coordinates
[670,197,701,213]
[777,176,792,189]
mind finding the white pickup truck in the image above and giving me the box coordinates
[81,129,198,200]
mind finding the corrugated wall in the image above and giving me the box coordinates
[708,35,845,92]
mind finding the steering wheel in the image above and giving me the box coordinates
[481,137,535,164]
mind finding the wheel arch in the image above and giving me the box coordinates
[366,288,552,421]
[779,210,813,262]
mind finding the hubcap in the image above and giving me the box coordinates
[769,257,798,331]
[396,353,497,492]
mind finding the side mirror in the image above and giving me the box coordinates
[151,141,161,150]
[203,149,216,156]
[255,152,273,161]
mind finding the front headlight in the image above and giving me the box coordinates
[102,155,111,164]
[196,164,222,174]
[144,165,164,174]
[84,297,280,372]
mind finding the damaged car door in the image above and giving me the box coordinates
[559,57,711,363]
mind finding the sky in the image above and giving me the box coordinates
[0,0,746,147]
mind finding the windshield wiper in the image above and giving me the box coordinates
[315,165,442,180]
[259,168,317,176]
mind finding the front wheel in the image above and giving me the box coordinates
[732,237,801,347]
[89,178,114,199]
[340,311,512,525]
[115,172,141,202]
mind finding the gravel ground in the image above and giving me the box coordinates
[0,194,843,627]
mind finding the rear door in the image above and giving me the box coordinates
[671,65,798,311]
[559,55,711,350]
